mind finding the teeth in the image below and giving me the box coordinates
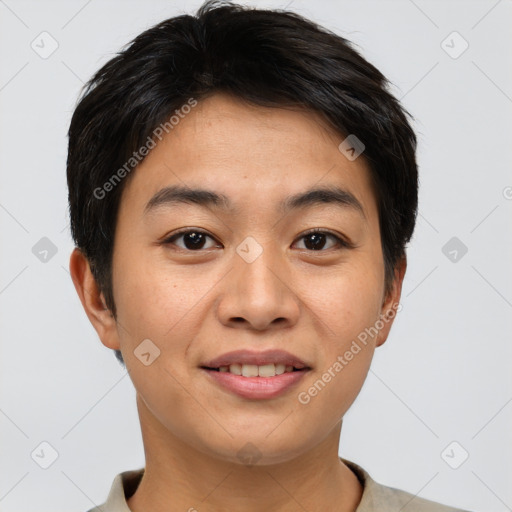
[216,363,297,377]
[228,363,242,375]
[258,364,275,377]
[242,364,259,377]
[275,364,286,375]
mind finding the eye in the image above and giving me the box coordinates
[294,229,351,251]
[163,229,219,251]
[162,228,352,252]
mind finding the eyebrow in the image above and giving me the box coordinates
[144,184,365,218]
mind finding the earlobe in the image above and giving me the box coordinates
[376,255,407,348]
[68,248,120,351]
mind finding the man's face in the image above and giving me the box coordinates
[97,93,402,464]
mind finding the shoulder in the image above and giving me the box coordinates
[82,468,144,512]
[342,458,473,512]
[365,480,471,512]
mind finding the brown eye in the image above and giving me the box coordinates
[164,230,218,251]
[294,229,350,251]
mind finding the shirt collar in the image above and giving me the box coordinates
[100,458,386,511]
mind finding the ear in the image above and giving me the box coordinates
[375,255,407,348]
[69,247,121,351]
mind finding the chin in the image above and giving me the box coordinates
[196,433,310,467]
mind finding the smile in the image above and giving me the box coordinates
[205,363,302,377]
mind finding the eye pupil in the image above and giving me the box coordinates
[184,232,206,249]
[304,233,326,250]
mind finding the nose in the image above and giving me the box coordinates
[216,243,300,331]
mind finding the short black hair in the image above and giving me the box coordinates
[67,0,418,367]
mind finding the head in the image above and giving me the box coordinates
[68,0,417,464]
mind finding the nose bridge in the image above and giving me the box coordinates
[216,234,299,329]
[234,235,285,302]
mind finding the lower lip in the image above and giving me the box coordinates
[201,368,309,400]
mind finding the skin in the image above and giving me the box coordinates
[70,93,406,512]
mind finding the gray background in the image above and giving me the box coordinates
[0,0,511,510]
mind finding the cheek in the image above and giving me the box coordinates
[113,248,206,341]
[111,260,208,433]
[291,263,383,410]
[308,264,384,346]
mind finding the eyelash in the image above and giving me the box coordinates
[161,228,353,252]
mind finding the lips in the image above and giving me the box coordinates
[200,349,311,370]
[200,350,311,400]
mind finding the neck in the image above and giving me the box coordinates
[127,393,363,512]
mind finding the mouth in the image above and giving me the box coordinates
[200,349,311,374]
[199,349,312,400]
[200,363,308,377]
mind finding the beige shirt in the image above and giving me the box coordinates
[86,458,471,512]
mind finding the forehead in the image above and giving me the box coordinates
[119,93,377,219]
[171,93,342,161]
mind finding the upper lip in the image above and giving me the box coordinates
[200,349,311,370]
